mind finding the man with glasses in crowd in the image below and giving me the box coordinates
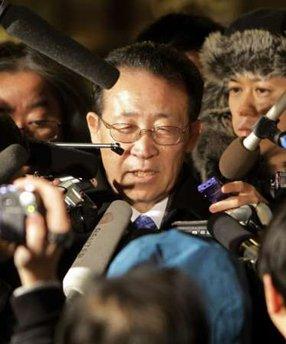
[86,41,209,245]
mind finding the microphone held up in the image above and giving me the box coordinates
[63,200,132,298]
[219,92,286,180]
[207,212,260,268]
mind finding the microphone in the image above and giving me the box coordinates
[63,200,132,297]
[0,144,29,184]
[0,113,26,151]
[0,113,123,178]
[219,92,286,180]
[27,139,100,179]
[0,1,119,89]
[207,212,259,267]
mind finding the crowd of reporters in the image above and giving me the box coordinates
[1,5,286,344]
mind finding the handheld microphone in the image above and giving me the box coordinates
[207,212,259,267]
[63,200,132,297]
[219,92,286,180]
[0,144,29,184]
[0,1,119,89]
[0,113,123,178]
[28,139,100,179]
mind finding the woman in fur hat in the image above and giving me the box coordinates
[195,8,286,214]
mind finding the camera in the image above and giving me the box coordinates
[0,184,38,243]
[197,176,228,204]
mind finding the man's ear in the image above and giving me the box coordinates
[185,120,201,153]
[86,112,101,143]
[263,274,285,315]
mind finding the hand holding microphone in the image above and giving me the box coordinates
[219,92,286,180]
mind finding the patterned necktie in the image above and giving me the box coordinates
[133,215,157,230]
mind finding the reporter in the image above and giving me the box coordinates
[0,41,92,143]
[259,198,286,339]
[8,177,70,344]
[197,9,286,214]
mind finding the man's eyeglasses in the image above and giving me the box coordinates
[21,120,62,141]
[100,117,189,146]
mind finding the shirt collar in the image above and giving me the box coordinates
[131,197,169,229]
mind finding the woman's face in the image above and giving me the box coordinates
[0,70,63,141]
[228,74,286,171]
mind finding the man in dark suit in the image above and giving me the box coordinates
[85,41,209,244]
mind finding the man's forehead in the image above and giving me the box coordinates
[101,67,189,119]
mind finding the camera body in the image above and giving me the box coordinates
[0,185,38,243]
[197,176,227,204]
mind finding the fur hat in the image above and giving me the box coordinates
[200,8,286,85]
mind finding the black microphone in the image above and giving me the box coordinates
[219,91,286,180]
[207,212,259,267]
[0,144,29,184]
[0,114,99,178]
[63,200,132,297]
[0,1,119,89]
[0,113,123,178]
[27,139,100,179]
[0,113,26,151]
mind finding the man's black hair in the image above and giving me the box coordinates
[93,41,203,122]
[136,13,224,52]
[57,266,209,344]
[259,198,286,300]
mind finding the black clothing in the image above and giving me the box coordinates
[10,286,64,344]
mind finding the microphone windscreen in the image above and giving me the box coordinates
[0,144,29,183]
[207,212,252,252]
[0,114,25,150]
[1,5,119,89]
[219,137,260,180]
[63,200,132,296]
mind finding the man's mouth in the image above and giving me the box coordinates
[132,170,157,177]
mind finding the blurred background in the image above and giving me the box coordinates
[1,0,286,55]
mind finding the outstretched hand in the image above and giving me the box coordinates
[209,181,267,214]
[13,176,71,287]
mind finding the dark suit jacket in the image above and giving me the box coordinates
[84,160,210,251]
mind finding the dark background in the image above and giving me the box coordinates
[1,0,286,55]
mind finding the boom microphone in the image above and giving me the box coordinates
[63,200,132,297]
[207,212,259,267]
[0,1,119,89]
[219,92,286,180]
[0,144,28,184]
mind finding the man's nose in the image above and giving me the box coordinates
[130,131,159,159]
[237,93,258,118]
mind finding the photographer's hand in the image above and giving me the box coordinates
[209,181,267,213]
[13,177,71,287]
